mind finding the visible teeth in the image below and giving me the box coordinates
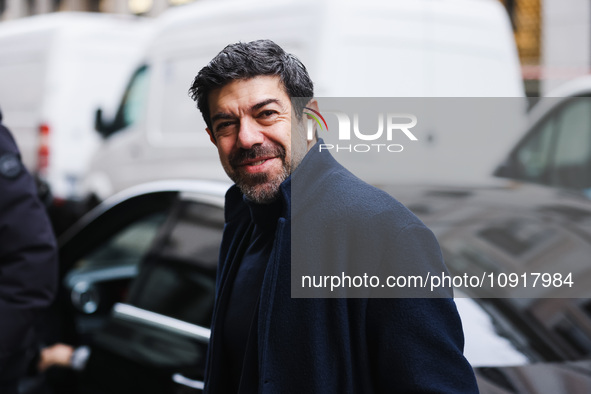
[249,160,266,166]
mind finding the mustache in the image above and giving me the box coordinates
[229,144,286,167]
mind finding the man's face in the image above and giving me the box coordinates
[206,75,305,204]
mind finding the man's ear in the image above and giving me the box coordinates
[305,99,320,115]
[304,99,320,146]
[206,128,217,145]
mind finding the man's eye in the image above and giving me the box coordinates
[259,110,277,118]
[216,121,234,132]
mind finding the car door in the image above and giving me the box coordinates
[79,197,224,394]
[54,191,178,346]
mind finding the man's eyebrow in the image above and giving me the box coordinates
[251,98,280,111]
[211,112,234,124]
[211,99,282,125]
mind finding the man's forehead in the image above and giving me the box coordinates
[208,75,289,112]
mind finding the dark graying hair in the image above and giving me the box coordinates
[188,39,314,131]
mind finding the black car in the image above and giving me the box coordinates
[387,180,591,393]
[41,180,227,393]
[37,178,591,393]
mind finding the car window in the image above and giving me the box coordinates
[68,212,167,275]
[514,116,556,183]
[59,192,177,323]
[63,211,168,318]
[549,99,591,190]
[128,201,224,328]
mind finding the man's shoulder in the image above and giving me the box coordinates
[299,147,419,225]
[0,122,19,154]
[316,164,423,231]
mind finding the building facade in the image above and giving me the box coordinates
[0,0,194,19]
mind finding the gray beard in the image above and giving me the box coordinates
[234,163,290,204]
[226,142,291,204]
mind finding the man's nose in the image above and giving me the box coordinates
[236,118,264,149]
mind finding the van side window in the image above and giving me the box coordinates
[550,98,591,190]
[514,116,556,184]
[121,65,151,128]
[513,98,591,193]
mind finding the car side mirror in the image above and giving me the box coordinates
[71,281,99,314]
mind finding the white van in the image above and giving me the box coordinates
[0,12,152,203]
[85,0,525,201]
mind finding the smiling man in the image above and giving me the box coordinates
[205,75,313,203]
[189,39,479,393]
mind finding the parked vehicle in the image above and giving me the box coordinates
[389,180,591,392]
[84,0,525,203]
[0,12,152,208]
[37,177,591,393]
[495,77,591,197]
[46,180,228,393]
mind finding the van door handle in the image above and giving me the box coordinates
[172,373,204,390]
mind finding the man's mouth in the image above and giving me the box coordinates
[228,144,286,175]
[240,157,275,167]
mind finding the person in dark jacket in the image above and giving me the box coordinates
[189,39,479,393]
[0,109,58,393]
